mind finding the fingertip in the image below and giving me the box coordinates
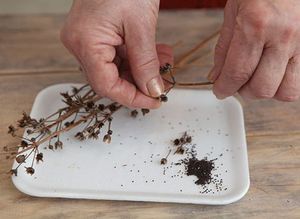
[130,91,162,109]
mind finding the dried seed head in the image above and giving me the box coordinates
[98,104,105,111]
[141,108,150,116]
[186,136,192,143]
[36,153,43,163]
[25,167,35,175]
[10,169,17,176]
[130,110,138,118]
[20,140,29,148]
[98,122,104,128]
[173,139,180,146]
[86,101,94,109]
[103,134,112,144]
[16,155,26,164]
[109,104,117,112]
[159,94,168,102]
[108,130,113,135]
[175,146,185,155]
[55,140,63,149]
[160,158,167,165]
[26,129,33,134]
[75,132,85,141]
[48,144,54,150]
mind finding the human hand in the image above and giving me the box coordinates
[61,0,173,109]
[208,0,300,101]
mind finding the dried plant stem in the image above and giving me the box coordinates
[176,81,213,87]
[175,30,220,67]
[17,102,121,155]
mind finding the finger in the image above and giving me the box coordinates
[156,44,174,67]
[125,15,164,98]
[212,28,264,99]
[207,0,237,82]
[239,47,289,99]
[82,44,161,109]
[118,44,174,87]
[275,55,300,101]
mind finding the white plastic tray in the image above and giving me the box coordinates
[12,83,250,205]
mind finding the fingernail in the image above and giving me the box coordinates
[147,76,164,97]
[214,91,227,100]
[216,94,227,100]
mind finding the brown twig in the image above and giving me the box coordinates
[175,30,220,67]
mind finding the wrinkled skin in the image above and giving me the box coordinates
[61,0,300,110]
[61,0,173,109]
[210,0,300,101]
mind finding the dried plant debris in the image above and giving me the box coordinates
[161,132,226,193]
[6,84,124,176]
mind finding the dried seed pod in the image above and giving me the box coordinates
[10,169,17,176]
[141,108,150,116]
[98,104,105,111]
[16,155,26,164]
[75,132,85,141]
[48,144,54,150]
[36,153,43,163]
[26,129,33,134]
[108,130,113,135]
[55,140,63,149]
[20,140,29,148]
[25,167,35,175]
[175,146,185,155]
[173,139,180,146]
[186,136,192,143]
[159,94,168,102]
[130,110,138,118]
[103,134,112,144]
[86,101,94,109]
[160,158,167,165]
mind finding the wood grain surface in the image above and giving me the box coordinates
[0,10,299,219]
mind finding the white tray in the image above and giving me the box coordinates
[12,83,250,205]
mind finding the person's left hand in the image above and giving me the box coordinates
[209,0,300,102]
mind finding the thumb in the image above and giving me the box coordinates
[207,0,237,82]
[124,13,163,98]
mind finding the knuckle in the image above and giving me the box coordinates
[238,7,272,38]
[280,25,297,44]
[250,87,274,99]
[277,95,299,102]
[225,71,252,83]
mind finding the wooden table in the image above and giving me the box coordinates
[0,11,299,219]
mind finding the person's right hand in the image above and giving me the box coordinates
[61,0,173,109]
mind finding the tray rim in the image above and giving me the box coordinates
[11,83,250,205]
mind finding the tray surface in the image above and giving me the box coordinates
[12,84,250,205]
